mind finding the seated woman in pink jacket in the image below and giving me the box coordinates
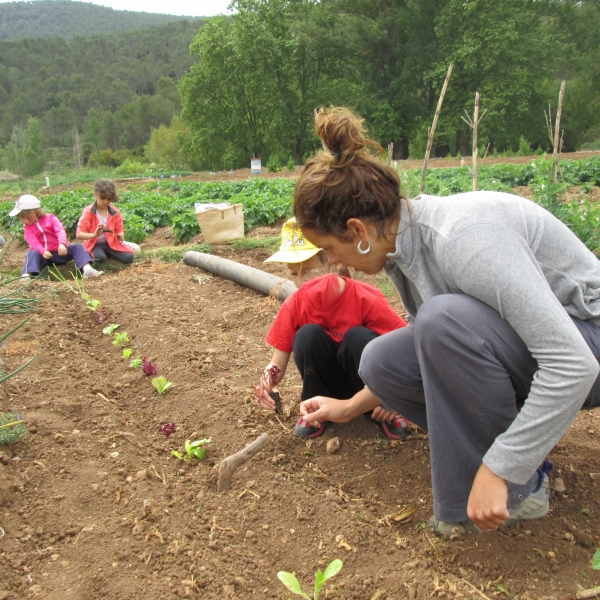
[75,179,139,265]
[10,195,103,278]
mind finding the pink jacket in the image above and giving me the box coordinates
[23,214,68,254]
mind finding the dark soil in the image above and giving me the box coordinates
[1,228,600,600]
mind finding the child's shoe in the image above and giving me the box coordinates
[294,418,326,439]
[378,415,411,440]
[83,268,104,278]
[123,241,141,253]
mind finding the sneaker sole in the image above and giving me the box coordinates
[294,423,326,439]
[379,423,411,440]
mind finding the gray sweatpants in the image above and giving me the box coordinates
[359,294,600,522]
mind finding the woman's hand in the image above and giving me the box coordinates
[300,396,357,427]
[42,250,52,259]
[467,463,509,531]
[94,224,104,237]
[57,244,67,257]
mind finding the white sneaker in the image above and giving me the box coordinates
[123,241,141,253]
[83,268,104,278]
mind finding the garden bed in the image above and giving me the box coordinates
[1,233,600,599]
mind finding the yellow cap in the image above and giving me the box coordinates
[264,217,321,264]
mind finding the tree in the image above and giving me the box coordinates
[5,117,46,176]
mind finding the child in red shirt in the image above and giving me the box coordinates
[255,218,409,439]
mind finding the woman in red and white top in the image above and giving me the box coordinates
[254,218,409,439]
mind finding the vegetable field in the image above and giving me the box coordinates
[1,158,600,599]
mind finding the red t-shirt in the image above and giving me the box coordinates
[265,274,406,352]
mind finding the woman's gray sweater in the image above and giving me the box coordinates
[385,191,600,484]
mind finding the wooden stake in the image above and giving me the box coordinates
[218,433,269,492]
[552,80,566,184]
[461,92,487,191]
[420,63,453,194]
[387,142,394,165]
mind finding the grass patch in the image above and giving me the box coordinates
[373,274,397,299]
[135,244,212,264]
[230,237,281,252]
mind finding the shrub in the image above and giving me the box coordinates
[267,155,282,173]
[287,157,295,172]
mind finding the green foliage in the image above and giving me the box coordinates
[0,410,27,445]
[592,548,600,570]
[102,324,120,335]
[152,376,173,395]
[277,559,343,600]
[113,332,129,347]
[286,157,295,172]
[171,438,211,460]
[0,2,202,41]
[122,348,132,360]
[129,357,142,369]
[267,155,282,173]
[4,118,46,177]
[518,136,532,156]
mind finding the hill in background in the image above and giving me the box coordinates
[0,0,204,40]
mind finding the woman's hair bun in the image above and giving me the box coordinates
[315,107,382,163]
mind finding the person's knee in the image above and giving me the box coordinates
[415,295,478,342]
[342,326,376,348]
[121,252,134,265]
[293,324,327,352]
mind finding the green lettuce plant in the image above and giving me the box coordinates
[277,559,343,600]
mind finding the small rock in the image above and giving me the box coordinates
[29,426,38,434]
[458,567,470,578]
[110,452,119,459]
[552,478,566,493]
[233,577,246,589]
[132,522,146,536]
[262,524,269,530]
[125,476,133,484]
[547,551,556,559]
[208,541,218,549]
[72,430,80,435]
[245,530,255,538]
[50,554,59,562]
[296,509,310,521]
[223,584,234,597]
[326,437,341,455]
[376,528,386,537]
[27,585,43,596]
[575,531,594,547]
[135,470,147,481]
[54,434,64,444]
[563,532,575,542]
[272,453,286,463]
[0,454,8,465]
[91,484,99,491]
[325,490,342,504]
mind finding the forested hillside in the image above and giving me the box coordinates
[0,19,202,172]
[0,0,599,176]
[0,0,203,40]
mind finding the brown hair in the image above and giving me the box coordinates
[314,249,353,279]
[293,107,404,240]
[93,179,118,203]
[18,208,46,220]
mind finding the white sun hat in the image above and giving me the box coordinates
[9,194,41,217]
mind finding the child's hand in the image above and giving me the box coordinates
[58,244,67,256]
[254,364,283,411]
[42,250,53,259]
[94,224,104,237]
[116,232,124,241]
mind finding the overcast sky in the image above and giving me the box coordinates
[1,0,235,17]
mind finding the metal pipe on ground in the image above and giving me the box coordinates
[183,251,296,301]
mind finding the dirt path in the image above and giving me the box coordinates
[1,238,600,599]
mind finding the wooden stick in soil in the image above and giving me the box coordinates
[420,63,453,194]
[218,433,269,492]
[576,589,599,599]
[552,80,566,184]
[461,92,487,191]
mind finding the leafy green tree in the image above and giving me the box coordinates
[5,117,46,176]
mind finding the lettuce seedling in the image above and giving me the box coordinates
[113,332,129,346]
[278,559,342,600]
[159,423,177,437]
[86,299,101,311]
[130,357,142,369]
[123,348,132,359]
[141,357,158,376]
[171,438,211,460]
[0,410,27,445]
[152,376,173,395]
[93,309,110,324]
[103,324,120,335]
[593,548,600,570]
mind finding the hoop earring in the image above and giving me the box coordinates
[357,239,371,255]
